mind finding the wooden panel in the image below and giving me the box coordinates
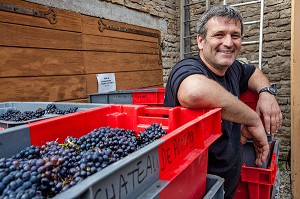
[82,34,158,54]
[0,0,81,32]
[84,51,162,73]
[0,76,87,102]
[0,0,163,103]
[291,0,300,198]
[115,70,163,90]
[0,47,84,77]
[86,70,163,94]
[81,15,159,43]
[0,22,82,49]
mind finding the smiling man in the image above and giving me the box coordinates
[164,5,282,199]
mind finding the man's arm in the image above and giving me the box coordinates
[247,68,283,134]
[177,73,269,166]
[178,74,261,125]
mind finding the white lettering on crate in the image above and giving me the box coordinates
[93,153,159,199]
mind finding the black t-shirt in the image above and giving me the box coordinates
[164,55,256,198]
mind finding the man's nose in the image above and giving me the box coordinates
[223,35,234,47]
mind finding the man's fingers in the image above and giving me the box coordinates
[263,114,271,134]
[263,104,283,135]
[254,139,269,166]
[240,135,247,144]
[240,125,252,144]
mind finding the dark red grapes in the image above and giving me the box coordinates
[0,123,166,198]
[0,109,45,122]
[0,104,78,122]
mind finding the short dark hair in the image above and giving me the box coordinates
[197,5,244,38]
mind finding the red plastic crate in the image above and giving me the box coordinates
[132,87,165,106]
[236,90,279,199]
[158,108,221,199]
[240,89,259,111]
[160,149,209,199]
[234,140,279,199]
[27,105,220,146]
[21,104,222,199]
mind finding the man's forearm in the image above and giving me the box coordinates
[178,74,262,126]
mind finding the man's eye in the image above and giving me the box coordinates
[214,34,224,38]
[232,35,241,39]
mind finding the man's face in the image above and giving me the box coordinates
[197,17,242,75]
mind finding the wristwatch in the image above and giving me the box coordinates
[258,84,277,95]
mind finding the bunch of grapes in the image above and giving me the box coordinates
[137,123,167,147]
[45,104,78,115]
[0,104,79,123]
[0,123,166,199]
[0,109,45,122]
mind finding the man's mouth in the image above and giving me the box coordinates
[218,49,234,54]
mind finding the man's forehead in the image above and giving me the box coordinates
[207,17,242,30]
[209,16,240,24]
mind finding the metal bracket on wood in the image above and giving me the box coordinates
[0,2,57,24]
[98,18,160,38]
[98,18,163,65]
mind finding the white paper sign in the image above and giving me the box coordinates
[96,73,116,93]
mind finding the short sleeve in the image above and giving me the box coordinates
[238,62,256,93]
[164,58,207,107]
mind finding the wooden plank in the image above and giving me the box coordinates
[115,70,163,89]
[0,22,82,50]
[291,0,300,198]
[58,99,89,103]
[81,15,159,43]
[0,47,84,77]
[0,76,87,102]
[82,34,159,54]
[84,51,162,73]
[0,0,81,32]
[86,70,163,94]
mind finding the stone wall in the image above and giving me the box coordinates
[263,0,291,160]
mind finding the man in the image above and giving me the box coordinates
[164,5,282,199]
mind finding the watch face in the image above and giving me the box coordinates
[270,87,276,93]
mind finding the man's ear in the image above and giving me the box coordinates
[197,34,204,50]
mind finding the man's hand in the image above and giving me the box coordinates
[240,124,269,166]
[256,93,282,135]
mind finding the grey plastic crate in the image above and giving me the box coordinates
[88,87,165,105]
[89,90,134,104]
[0,125,31,158]
[0,102,105,129]
[242,134,274,168]
[203,174,225,199]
